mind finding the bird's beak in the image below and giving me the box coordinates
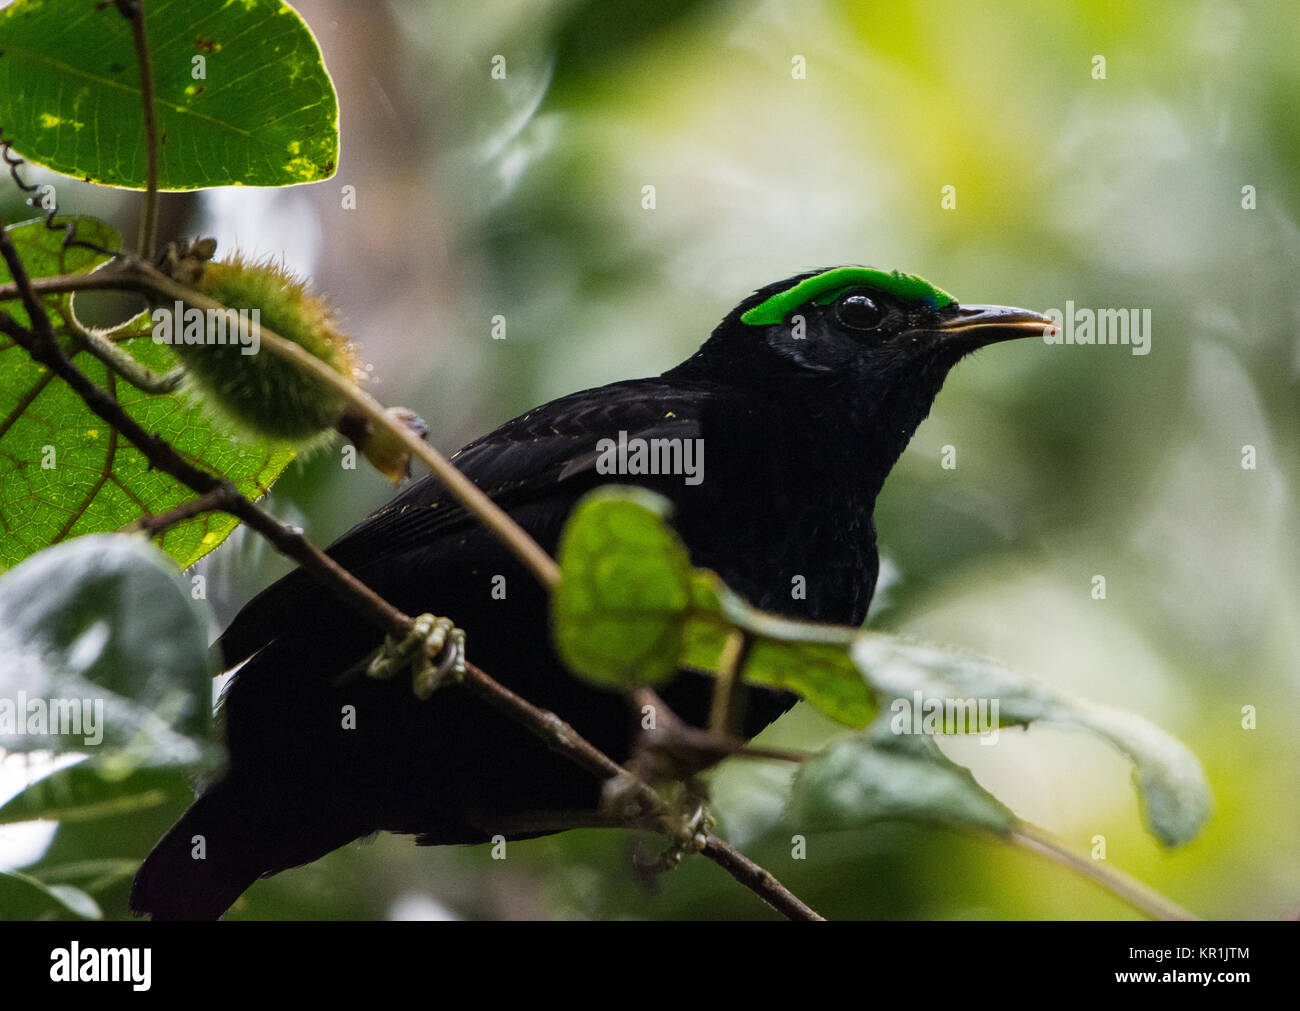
[933,304,1057,347]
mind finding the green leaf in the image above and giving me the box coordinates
[0,760,193,826]
[31,858,142,889]
[553,486,694,688]
[544,0,716,102]
[681,577,875,728]
[851,636,1213,846]
[0,533,219,770]
[0,869,101,920]
[0,217,295,569]
[550,489,1207,847]
[0,215,114,327]
[788,722,1017,835]
[552,487,875,723]
[0,0,338,189]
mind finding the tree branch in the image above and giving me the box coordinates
[113,0,160,258]
[0,227,819,920]
[700,836,824,921]
[0,262,562,588]
[3,234,1210,925]
[65,314,185,393]
[124,488,238,537]
[461,664,822,919]
[0,235,411,643]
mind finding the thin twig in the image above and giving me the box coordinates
[1,242,1206,926]
[124,488,229,537]
[463,663,653,796]
[463,664,822,920]
[1,273,123,302]
[120,0,160,259]
[0,218,59,343]
[0,234,817,919]
[66,316,185,393]
[5,310,409,639]
[700,836,825,921]
[0,239,411,643]
[1010,822,1199,921]
[0,263,561,588]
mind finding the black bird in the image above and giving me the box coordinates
[131,266,1049,919]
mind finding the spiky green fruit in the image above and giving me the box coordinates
[168,254,360,443]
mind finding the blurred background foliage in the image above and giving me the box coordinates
[2,0,1297,920]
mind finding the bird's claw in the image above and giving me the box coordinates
[366,613,467,699]
[657,799,715,872]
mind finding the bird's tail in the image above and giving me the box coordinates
[130,781,263,921]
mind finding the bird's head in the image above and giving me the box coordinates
[662,265,1052,490]
[671,266,1051,400]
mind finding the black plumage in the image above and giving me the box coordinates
[130,266,1048,918]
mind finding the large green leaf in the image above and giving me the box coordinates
[0,215,112,327]
[549,488,1209,847]
[0,869,101,920]
[0,533,219,770]
[788,722,1017,836]
[680,575,876,728]
[0,0,337,189]
[0,760,193,826]
[552,487,875,723]
[0,217,294,568]
[552,486,694,688]
[851,637,1213,846]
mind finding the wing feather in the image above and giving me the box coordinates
[218,378,713,665]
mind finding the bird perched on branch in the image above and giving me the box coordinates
[131,265,1050,919]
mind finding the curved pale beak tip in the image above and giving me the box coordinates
[935,304,1057,346]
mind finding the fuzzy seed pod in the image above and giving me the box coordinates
[168,254,361,444]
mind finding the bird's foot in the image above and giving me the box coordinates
[656,797,716,872]
[366,613,467,699]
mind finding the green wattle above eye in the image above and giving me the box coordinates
[740,266,955,326]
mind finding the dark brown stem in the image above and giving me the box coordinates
[0,262,562,589]
[701,835,825,921]
[0,230,409,643]
[462,663,656,800]
[125,488,229,536]
[466,667,822,920]
[0,216,58,343]
[122,0,159,258]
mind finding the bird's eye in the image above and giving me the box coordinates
[833,291,886,331]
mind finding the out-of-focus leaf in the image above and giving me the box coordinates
[31,859,142,895]
[852,636,1212,847]
[551,489,1209,846]
[552,487,871,725]
[682,575,875,728]
[0,218,295,569]
[0,869,101,920]
[544,0,716,101]
[553,486,874,727]
[0,0,338,188]
[0,761,193,825]
[0,534,219,770]
[788,722,1017,835]
[552,486,693,688]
